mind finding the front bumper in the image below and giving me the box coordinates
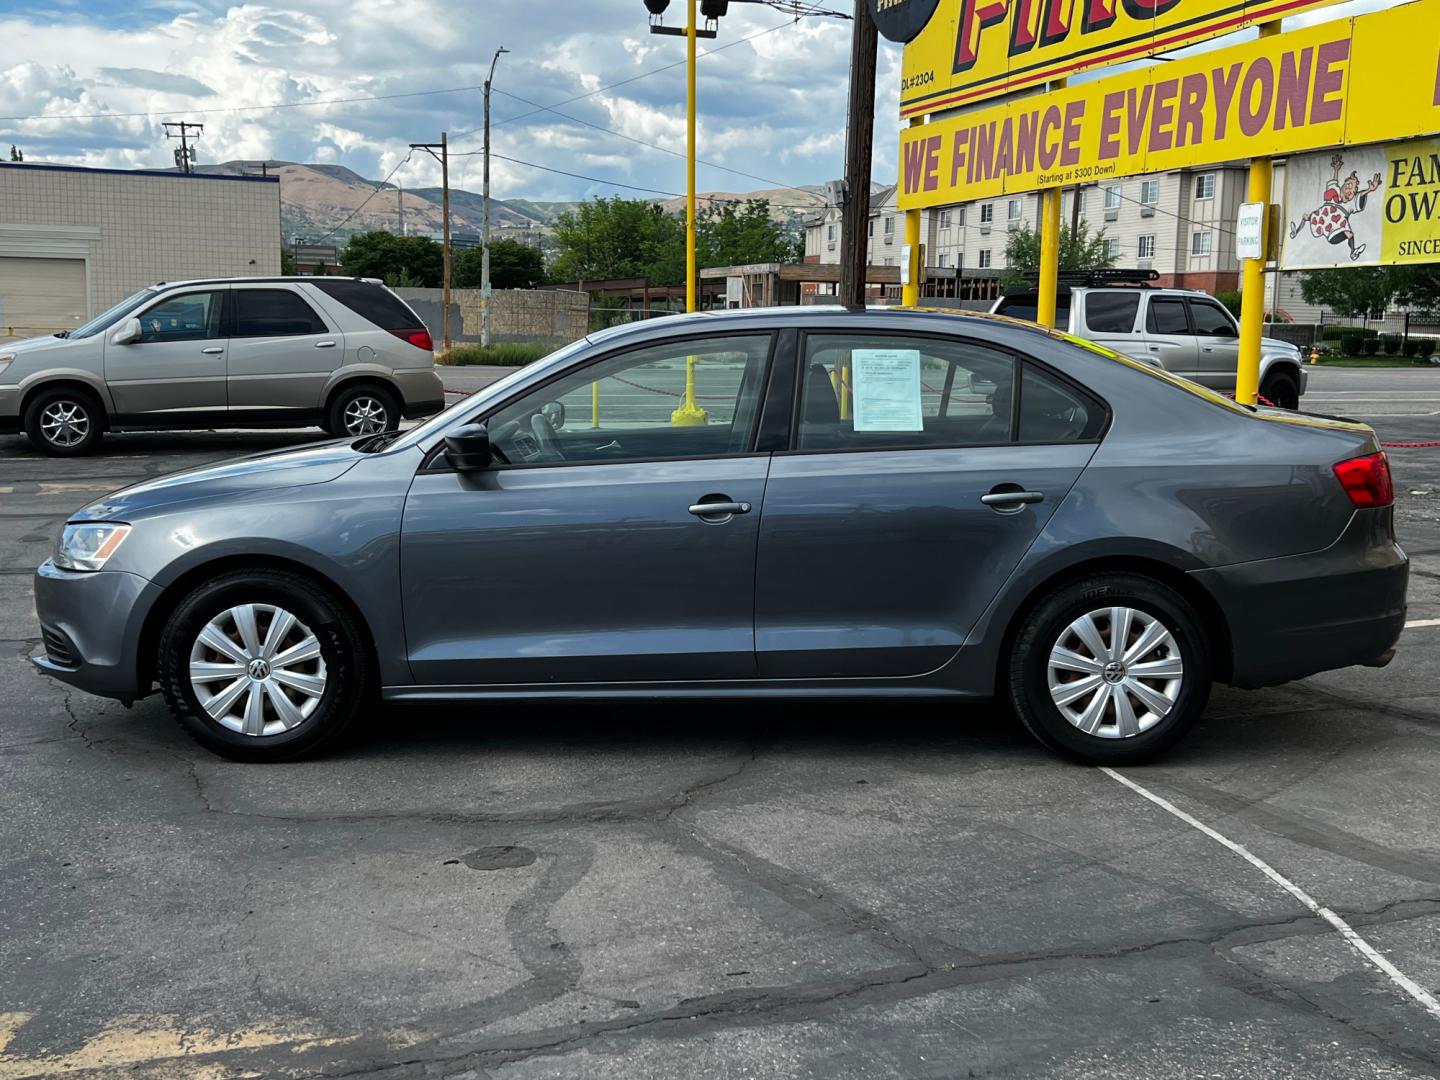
[30,561,162,700]
[1192,508,1407,689]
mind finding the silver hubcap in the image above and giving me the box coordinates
[343,396,388,435]
[1047,606,1184,739]
[188,604,327,737]
[40,401,90,446]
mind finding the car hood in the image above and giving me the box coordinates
[71,439,365,521]
[1261,335,1301,355]
[1,334,71,356]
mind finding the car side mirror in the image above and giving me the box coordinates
[111,318,141,345]
[443,423,494,471]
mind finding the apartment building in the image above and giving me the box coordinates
[804,167,1249,293]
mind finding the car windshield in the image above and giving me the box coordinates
[68,288,159,340]
[385,336,595,452]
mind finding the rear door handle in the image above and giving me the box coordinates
[981,491,1043,507]
[688,500,751,517]
[201,347,224,354]
[315,340,337,348]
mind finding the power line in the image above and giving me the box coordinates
[312,151,413,242]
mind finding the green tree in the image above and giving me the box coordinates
[697,199,799,267]
[453,239,546,290]
[1300,267,1420,322]
[1000,221,1115,287]
[548,198,685,285]
[280,247,296,275]
[8,144,21,162]
[339,231,443,287]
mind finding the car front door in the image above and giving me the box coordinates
[103,288,228,420]
[753,332,1104,679]
[1186,296,1241,390]
[1141,296,1198,379]
[225,286,340,421]
[400,332,777,686]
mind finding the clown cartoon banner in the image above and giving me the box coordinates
[1282,139,1440,269]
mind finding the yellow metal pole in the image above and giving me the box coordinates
[839,364,850,421]
[670,0,708,426]
[1237,21,1281,406]
[1036,79,1066,328]
[591,381,600,428]
[902,116,924,306]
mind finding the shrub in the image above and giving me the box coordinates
[1420,339,1437,359]
[1215,291,1243,319]
[1339,332,1365,355]
[442,343,554,367]
[1403,338,1421,357]
[1323,325,1378,341]
[1363,337,1381,356]
[1381,335,1401,355]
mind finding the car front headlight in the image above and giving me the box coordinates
[54,523,132,571]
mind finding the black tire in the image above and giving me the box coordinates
[1260,369,1300,410]
[1008,573,1211,765]
[24,387,104,456]
[326,383,400,438]
[157,568,373,762]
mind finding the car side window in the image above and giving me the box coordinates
[137,291,224,343]
[1188,299,1237,337]
[1083,292,1140,334]
[1018,364,1106,442]
[1146,298,1189,335]
[483,334,772,466]
[233,289,328,337]
[797,334,1018,451]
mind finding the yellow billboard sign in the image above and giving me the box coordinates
[897,0,1440,209]
[899,0,1353,117]
[1280,138,1440,268]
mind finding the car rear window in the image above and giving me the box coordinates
[1083,292,1140,334]
[994,292,1070,329]
[234,289,327,337]
[310,279,423,330]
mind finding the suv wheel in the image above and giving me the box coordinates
[24,388,104,456]
[1008,573,1211,764]
[158,569,373,762]
[1260,370,1300,410]
[328,385,400,437]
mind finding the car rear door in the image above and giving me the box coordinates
[225,285,341,422]
[1186,296,1241,391]
[1141,295,1198,379]
[752,329,1104,679]
[103,287,228,420]
[399,330,778,686]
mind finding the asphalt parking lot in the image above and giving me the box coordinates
[2,364,1440,1078]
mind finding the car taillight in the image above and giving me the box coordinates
[389,328,433,350]
[1333,451,1393,508]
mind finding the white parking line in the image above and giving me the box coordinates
[1405,619,1440,629]
[1099,767,1440,1023]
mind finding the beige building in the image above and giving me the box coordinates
[805,167,1250,294]
[0,161,281,339]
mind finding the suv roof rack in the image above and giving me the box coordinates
[1017,268,1160,287]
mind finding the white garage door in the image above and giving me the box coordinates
[0,257,87,338]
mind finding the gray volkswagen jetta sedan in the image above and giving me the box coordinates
[31,307,1407,764]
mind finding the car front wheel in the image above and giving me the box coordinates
[1008,573,1211,764]
[157,568,373,761]
[24,388,104,456]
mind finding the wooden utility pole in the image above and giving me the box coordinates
[410,134,452,353]
[838,1,877,308]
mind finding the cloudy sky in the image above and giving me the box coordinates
[0,0,902,200]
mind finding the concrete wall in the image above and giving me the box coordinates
[0,161,281,332]
[395,287,588,348]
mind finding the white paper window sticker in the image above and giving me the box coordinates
[851,348,923,432]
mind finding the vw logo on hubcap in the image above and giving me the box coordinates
[1102,660,1127,685]
[247,658,272,681]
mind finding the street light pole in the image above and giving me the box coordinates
[481,46,509,348]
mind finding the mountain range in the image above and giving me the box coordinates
[194,160,829,245]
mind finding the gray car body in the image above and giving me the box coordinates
[31,307,1406,706]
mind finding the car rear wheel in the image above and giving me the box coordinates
[1008,573,1211,764]
[24,388,104,456]
[1260,370,1300,410]
[157,569,373,761]
[327,384,400,438]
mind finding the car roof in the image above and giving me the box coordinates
[149,276,381,290]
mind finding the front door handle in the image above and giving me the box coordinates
[981,490,1043,507]
[688,500,751,517]
[201,347,224,354]
[315,340,337,348]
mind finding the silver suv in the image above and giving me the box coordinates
[0,277,445,455]
[991,278,1307,408]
